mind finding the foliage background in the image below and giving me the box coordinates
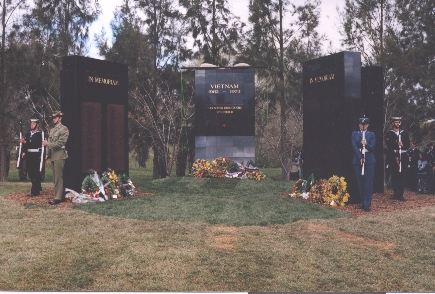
[1,0,434,181]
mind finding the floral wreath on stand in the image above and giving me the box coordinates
[323,175,349,206]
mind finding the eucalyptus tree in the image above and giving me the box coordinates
[384,0,435,143]
[238,0,324,180]
[11,0,101,114]
[0,0,29,181]
[96,0,154,169]
[180,0,244,66]
[128,0,191,178]
[340,0,435,141]
[339,0,396,65]
[338,0,411,134]
[28,0,101,56]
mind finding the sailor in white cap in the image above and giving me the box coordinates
[20,118,43,196]
[385,116,410,201]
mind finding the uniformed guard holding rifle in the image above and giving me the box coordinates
[352,117,376,212]
[42,110,69,205]
[385,117,410,201]
[19,118,44,197]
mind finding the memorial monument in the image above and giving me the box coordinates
[303,52,384,202]
[61,56,129,191]
[194,64,255,164]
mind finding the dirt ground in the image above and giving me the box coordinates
[280,189,435,217]
[5,188,435,218]
[4,188,155,210]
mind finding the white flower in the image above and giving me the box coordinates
[302,192,310,199]
[330,200,335,206]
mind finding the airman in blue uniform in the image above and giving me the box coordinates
[352,117,376,211]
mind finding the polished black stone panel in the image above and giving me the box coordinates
[61,56,128,191]
[361,66,384,193]
[194,68,255,163]
[195,68,255,136]
[303,52,362,202]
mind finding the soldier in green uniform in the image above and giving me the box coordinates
[42,111,69,205]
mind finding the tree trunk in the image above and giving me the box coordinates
[0,0,8,182]
[278,0,289,180]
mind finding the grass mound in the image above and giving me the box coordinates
[73,176,350,226]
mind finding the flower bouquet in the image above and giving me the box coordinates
[190,158,267,181]
[118,173,137,197]
[80,169,104,201]
[101,168,120,199]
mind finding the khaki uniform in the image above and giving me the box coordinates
[47,123,69,200]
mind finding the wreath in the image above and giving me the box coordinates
[308,179,328,203]
[323,175,350,206]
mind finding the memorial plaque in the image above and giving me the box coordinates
[61,56,128,191]
[107,104,125,171]
[81,102,102,173]
[194,67,255,163]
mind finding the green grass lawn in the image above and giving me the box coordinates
[2,161,435,291]
[74,175,350,226]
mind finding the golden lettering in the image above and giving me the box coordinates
[309,73,335,84]
[209,83,240,89]
[87,75,120,86]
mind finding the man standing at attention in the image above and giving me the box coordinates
[42,111,69,205]
[352,117,376,212]
[385,117,410,201]
[20,118,43,197]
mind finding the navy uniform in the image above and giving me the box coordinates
[352,117,376,211]
[43,111,69,205]
[385,117,410,201]
[21,119,43,196]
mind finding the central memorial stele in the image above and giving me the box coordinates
[194,65,255,164]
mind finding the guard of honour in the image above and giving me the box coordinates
[18,111,69,205]
[352,116,410,212]
[18,113,408,208]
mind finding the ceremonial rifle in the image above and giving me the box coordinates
[17,119,23,168]
[39,108,45,171]
[398,126,402,173]
[361,127,366,176]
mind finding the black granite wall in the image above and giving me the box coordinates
[361,66,384,194]
[303,53,384,202]
[303,52,362,202]
[61,56,129,191]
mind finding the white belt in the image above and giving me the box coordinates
[395,150,407,154]
[27,148,42,152]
